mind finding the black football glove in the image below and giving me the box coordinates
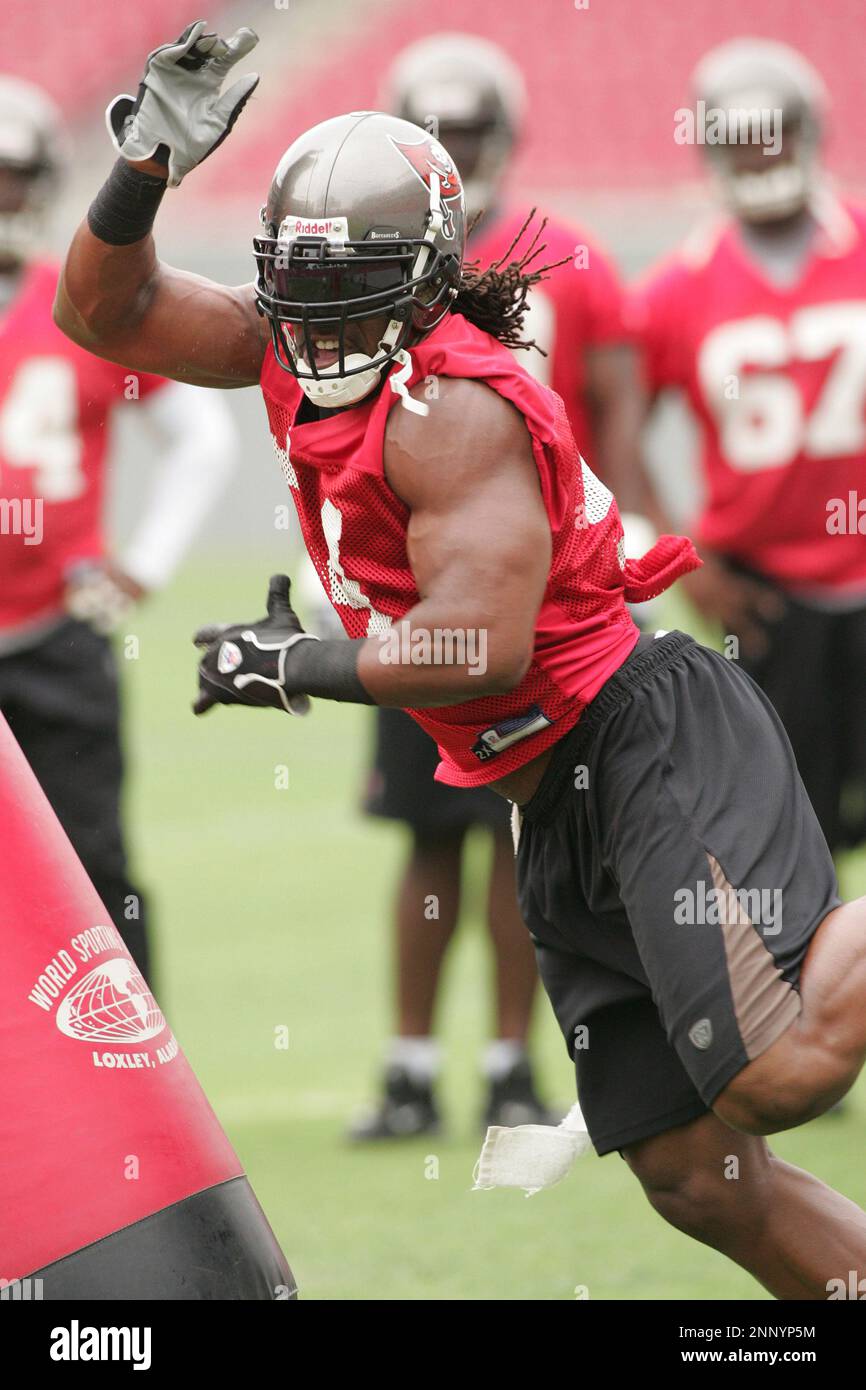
[193,574,317,716]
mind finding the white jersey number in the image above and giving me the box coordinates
[320,498,393,637]
[697,301,866,471]
[279,428,393,637]
[0,357,85,500]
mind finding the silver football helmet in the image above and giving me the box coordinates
[692,38,827,224]
[254,111,465,409]
[0,76,63,263]
[382,33,526,221]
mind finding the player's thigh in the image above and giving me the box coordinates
[595,640,839,1115]
[528,891,709,1155]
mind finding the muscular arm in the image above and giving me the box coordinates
[356,378,552,706]
[55,213,268,388]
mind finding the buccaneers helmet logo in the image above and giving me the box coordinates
[388,134,464,240]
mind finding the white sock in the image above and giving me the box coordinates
[482,1039,528,1080]
[386,1036,442,1082]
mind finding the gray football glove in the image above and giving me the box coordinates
[106,19,259,188]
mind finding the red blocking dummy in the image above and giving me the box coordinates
[0,713,295,1299]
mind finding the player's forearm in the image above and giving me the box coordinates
[289,604,533,707]
[612,440,672,542]
[55,164,166,347]
[634,390,682,539]
[590,400,646,515]
[194,577,534,717]
[633,471,675,540]
[355,604,532,706]
[284,629,528,710]
[595,371,679,540]
[585,345,647,512]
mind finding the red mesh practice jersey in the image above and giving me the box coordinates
[470,207,627,458]
[0,261,166,631]
[261,311,698,787]
[630,200,866,596]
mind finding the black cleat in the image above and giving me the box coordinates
[482,1058,560,1130]
[348,1065,442,1141]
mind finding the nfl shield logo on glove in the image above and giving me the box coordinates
[217,640,244,674]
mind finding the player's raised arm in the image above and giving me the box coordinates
[53,20,267,388]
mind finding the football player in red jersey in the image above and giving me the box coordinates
[630,39,866,856]
[0,75,238,979]
[349,32,644,1139]
[56,21,866,1297]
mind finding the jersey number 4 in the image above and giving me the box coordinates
[698,301,866,470]
[0,358,85,500]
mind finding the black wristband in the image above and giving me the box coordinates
[288,637,376,705]
[87,159,167,246]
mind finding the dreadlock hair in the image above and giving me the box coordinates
[451,210,569,355]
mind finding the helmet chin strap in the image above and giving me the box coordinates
[296,331,427,416]
[388,348,428,416]
[296,317,402,408]
[297,355,382,408]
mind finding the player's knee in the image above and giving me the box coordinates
[628,1152,759,1250]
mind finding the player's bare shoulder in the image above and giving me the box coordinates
[384,376,534,506]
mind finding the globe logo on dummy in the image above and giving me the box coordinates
[55,957,165,1043]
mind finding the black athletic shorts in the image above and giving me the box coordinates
[731,576,866,853]
[515,631,840,1156]
[363,706,508,834]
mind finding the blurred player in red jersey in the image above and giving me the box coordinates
[0,76,238,979]
[343,33,644,1138]
[56,22,866,1297]
[631,39,866,856]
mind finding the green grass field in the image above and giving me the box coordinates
[121,558,866,1300]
